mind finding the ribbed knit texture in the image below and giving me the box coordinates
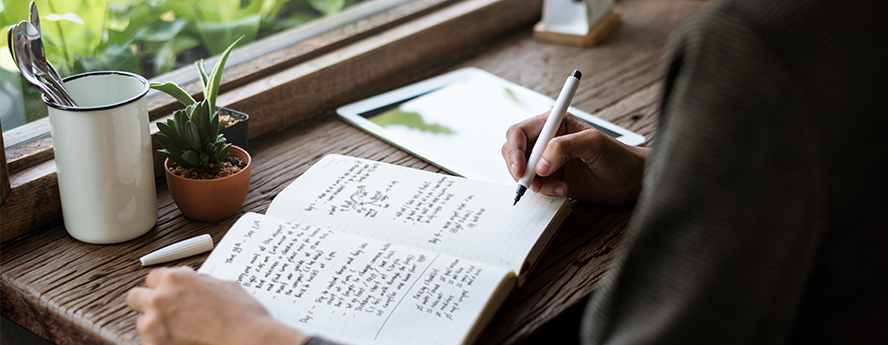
[305,337,340,345]
[581,0,888,344]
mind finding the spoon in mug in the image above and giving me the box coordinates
[22,22,77,106]
[12,24,66,105]
[28,1,64,83]
[7,22,19,66]
[29,1,40,35]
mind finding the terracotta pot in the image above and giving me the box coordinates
[164,145,251,222]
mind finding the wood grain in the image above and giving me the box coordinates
[0,160,62,243]
[4,134,54,174]
[0,0,707,344]
[1,124,9,205]
[455,0,699,116]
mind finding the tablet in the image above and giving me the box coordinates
[337,67,645,185]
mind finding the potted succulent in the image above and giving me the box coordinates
[151,37,251,222]
[151,36,249,149]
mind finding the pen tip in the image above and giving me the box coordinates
[572,70,582,80]
[513,185,526,206]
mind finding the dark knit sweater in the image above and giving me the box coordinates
[582,0,888,344]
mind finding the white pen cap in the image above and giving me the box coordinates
[140,234,214,266]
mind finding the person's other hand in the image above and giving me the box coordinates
[502,113,648,205]
[127,266,308,345]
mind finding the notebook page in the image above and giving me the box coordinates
[266,155,567,274]
[199,213,511,345]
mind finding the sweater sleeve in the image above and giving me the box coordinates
[305,337,343,345]
[581,5,826,345]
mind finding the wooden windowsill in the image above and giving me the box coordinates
[2,0,449,162]
[1,0,545,243]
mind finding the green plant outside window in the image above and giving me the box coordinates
[1,0,368,132]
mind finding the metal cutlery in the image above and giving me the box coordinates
[22,22,77,106]
[29,2,64,84]
[12,24,65,105]
[6,2,78,107]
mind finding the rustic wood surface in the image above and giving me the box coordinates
[1,123,9,204]
[0,0,706,344]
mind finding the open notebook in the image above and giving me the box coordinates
[199,155,571,345]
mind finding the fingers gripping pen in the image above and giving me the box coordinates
[514,70,581,205]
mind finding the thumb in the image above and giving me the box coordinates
[535,129,604,177]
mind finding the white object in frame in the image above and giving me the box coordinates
[541,0,614,36]
[140,234,215,266]
[47,72,158,244]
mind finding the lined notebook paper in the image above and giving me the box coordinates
[200,213,510,345]
[199,155,570,345]
[267,155,566,275]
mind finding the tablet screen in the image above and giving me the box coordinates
[357,76,621,185]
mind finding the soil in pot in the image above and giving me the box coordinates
[219,113,242,127]
[169,156,247,180]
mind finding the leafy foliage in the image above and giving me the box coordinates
[1,0,361,76]
[1,0,366,132]
[151,37,241,174]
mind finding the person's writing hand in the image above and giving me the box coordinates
[127,266,308,345]
[502,113,648,205]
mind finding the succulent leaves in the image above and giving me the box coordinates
[198,35,244,113]
[149,36,243,176]
[152,100,231,174]
[148,82,196,106]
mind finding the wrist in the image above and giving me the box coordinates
[609,145,649,205]
[626,146,649,201]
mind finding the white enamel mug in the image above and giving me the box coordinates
[45,71,157,244]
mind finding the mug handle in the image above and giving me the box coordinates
[0,121,10,204]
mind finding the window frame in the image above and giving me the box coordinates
[0,0,544,243]
[3,0,451,170]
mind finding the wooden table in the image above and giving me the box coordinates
[0,1,707,344]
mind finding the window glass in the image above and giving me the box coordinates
[1,0,376,134]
